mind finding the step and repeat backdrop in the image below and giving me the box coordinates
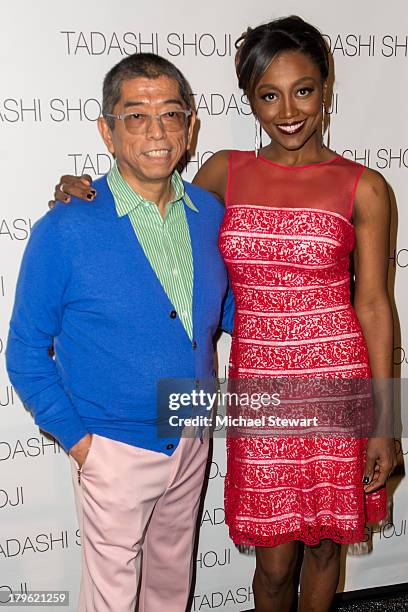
[1,1,407,610]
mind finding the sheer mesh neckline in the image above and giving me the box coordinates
[257,153,342,170]
[227,151,365,219]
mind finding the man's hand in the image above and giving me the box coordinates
[69,433,93,469]
[48,174,96,208]
[363,437,397,493]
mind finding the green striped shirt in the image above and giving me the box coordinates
[107,162,197,340]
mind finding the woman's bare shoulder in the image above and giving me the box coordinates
[192,150,232,203]
[354,166,390,221]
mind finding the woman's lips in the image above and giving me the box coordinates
[276,120,306,136]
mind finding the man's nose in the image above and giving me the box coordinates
[146,114,166,139]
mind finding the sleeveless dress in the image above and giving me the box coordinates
[218,150,387,547]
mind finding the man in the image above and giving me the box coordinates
[6,53,233,612]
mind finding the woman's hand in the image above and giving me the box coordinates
[363,437,397,493]
[48,174,96,208]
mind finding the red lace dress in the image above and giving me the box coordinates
[219,150,387,547]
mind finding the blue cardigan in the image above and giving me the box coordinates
[6,177,234,455]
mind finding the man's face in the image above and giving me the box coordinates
[98,75,195,189]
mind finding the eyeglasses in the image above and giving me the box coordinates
[104,109,192,134]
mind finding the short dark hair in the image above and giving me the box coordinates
[235,16,329,101]
[102,53,192,129]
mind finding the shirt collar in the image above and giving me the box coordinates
[107,161,198,218]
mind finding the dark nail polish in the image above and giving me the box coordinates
[65,197,70,203]
[86,193,94,200]
[90,189,96,195]
[362,476,370,484]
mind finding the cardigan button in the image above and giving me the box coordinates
[169,310,177,318]
[192,341,197,349]
[166,443,174,450]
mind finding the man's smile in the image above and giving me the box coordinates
[143,148,172,158]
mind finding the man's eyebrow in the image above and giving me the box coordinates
[162,98,184,106]
[123,98,184,108]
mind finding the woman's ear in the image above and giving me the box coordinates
[322,81,328,106]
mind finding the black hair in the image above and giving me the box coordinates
[235,16,329,100]
[102,53,192,129]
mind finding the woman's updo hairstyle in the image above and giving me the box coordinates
[235,15,329,100]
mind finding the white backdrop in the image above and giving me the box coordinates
[1,1,407,610]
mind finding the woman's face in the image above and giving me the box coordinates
[250,50,325,151]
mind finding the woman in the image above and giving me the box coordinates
[193,16,396,611]
[51,16,396,611]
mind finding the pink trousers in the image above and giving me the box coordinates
[70,433,209,612]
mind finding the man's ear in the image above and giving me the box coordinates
[186,111,197,151]
[98,116,115,156]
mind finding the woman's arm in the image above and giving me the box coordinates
[353,168,397,492]
[192,150,230,203]
[50,150,231,207]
